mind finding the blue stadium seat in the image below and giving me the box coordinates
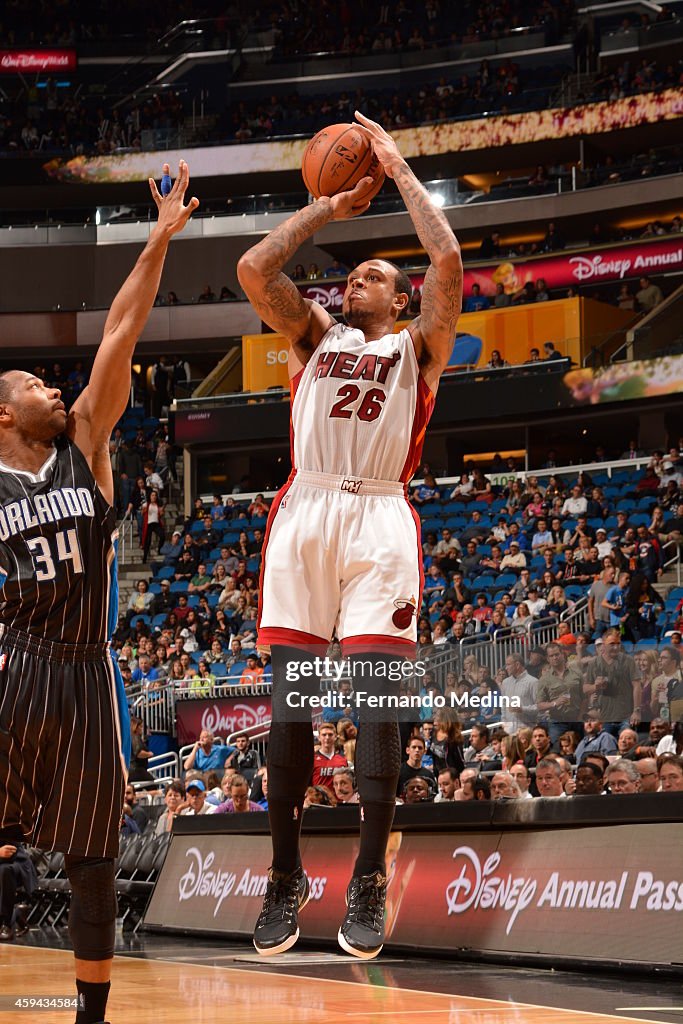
[665,597,681,612]
[636,638,658,648]
[209,547,223,560]
[629,513,650,526]
[187,595,200,608]
[190,520,205,534]
[495,573,517,587]
[149,583,161,594]
[227,661,247,680]
[565,585,586,600]
[247,556,260,572]
[422,518,442,533]
[637,497,656,510]
[157,566,175,580]
[472,575,495,589]
[129,614,151,628]
[251,516,268,528]
[668,588,683,602]
[170,581,188,593]
[152,614,167,628]
[241,619,257,633]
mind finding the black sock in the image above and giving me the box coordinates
[355,799,396,877]
[75,979,110,1024]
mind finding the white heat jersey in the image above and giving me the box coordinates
[290,324,434,482]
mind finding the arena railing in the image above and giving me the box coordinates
[131,751,180,794]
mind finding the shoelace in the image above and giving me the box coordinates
[259,874,300,925]
[347,876,386,929]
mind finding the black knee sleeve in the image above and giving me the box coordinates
[65,856,117,961]
[355,720,401,804]
[350,652,403,804]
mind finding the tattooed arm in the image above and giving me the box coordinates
[237,177,374,365]
[355,113,462,392]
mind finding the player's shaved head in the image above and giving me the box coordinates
[0,370,22,404]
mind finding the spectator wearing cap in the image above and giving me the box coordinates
[156,528,184,569]
[594,528,613,559]
[574,713,618,763]
[501,541,526,571]
[180,779,217,815]
[152,578,175,617]
[525,586,547,618]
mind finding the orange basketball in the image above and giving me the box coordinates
[302,123,385,205]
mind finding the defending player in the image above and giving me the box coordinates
[0,162,198,1024]
[237,113,462,959]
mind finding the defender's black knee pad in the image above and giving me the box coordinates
[65,856,117,961]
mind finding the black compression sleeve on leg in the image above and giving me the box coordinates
[64,856,117,962]
[266,645,316,874]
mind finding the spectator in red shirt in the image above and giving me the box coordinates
[311,723,348,794]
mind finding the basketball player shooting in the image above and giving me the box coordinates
[238,113,462,959]
[0,162,198,1024]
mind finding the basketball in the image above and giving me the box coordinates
[302,122,385,204]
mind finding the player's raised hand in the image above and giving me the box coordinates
[149,160,200,236]
[325,176,374,221]
[354,111,404,178]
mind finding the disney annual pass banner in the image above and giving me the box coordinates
[146,820,683,965]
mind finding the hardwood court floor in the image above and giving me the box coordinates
[1,943,682,1024]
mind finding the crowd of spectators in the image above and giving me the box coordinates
[221,59,563,143]
[135,646,683,816]
[260,0,577,59]
[409,449,683,652]
[589,56,683,104]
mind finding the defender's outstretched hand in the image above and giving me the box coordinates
[324,176,374,220]
[149,160,200,235]
[354,112,404,178]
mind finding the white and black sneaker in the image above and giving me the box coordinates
[337,871,387,960]
[253,866,310,956]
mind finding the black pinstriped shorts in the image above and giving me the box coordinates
[0,626,126,859]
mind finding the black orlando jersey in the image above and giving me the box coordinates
[0,437,118,644]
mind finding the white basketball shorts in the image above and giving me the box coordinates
[257,470,422,653]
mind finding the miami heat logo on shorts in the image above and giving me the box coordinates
[392,596,416,630]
